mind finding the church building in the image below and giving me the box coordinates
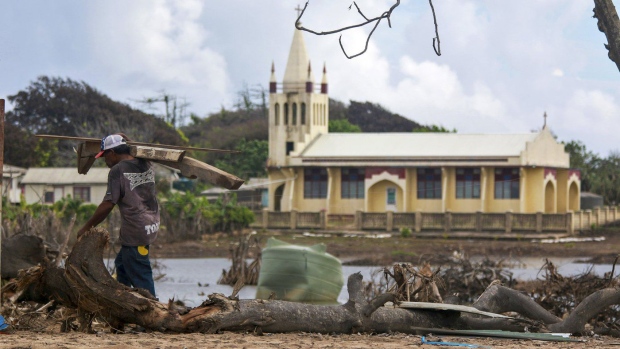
[266,27,580,215]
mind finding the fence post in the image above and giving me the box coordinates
[613,206,618,222]
[319,210,327,230]
[567,211,574,235]
[585,209,592,231]
[476,211,482,232]
[593,207,601,227]
[445,210,452,232]
[605,206,611,224]
[290,210,298,230]
[386,211,393,232]
[415,211,422,233]
[577,210,583,231]
[355,211,362,230]
[262,208,269,229]
[536,212,543,233]
[505,211,512,234]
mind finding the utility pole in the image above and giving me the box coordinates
[0,99,5,308]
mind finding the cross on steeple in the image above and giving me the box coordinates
[295,5,303,17]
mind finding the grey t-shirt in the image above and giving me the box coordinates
[104,158,160,246]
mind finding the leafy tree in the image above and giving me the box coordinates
[328,118,361,133]
[564,140,600,192]
[413,125,457,133]
[204,195,255,232]
[5,76,185,167]
[214,139,268,180]
[564,140,620,204]
[134,90,190,129]
[346,100,423,132]
[595,152,620,205]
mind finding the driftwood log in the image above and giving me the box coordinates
[10,227,620,334]
[1,234,49,279]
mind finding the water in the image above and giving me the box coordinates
[150,258,616,307]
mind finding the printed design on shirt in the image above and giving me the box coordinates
[123,167,155,191]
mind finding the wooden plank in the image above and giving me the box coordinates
[394,301,513,319]
[77,142,100,174]
[410,328,583,342]
[157,156,244,190]
[130,146,185,162]
[36,134,240,153]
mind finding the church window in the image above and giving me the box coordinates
[286,142,294,155]
[301,103,306,125]
[417,168,441,199]
[494,168,520,199]
[284,103,289,125]
[292,103,297,125]
[341,168,365,199]
[304,167,328,199]
[456,168,480,199]
[274,103,280,125]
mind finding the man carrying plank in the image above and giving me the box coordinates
[77,134,159,298]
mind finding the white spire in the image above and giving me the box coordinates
[283,28,310,93]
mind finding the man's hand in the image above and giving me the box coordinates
[77,227,89,239]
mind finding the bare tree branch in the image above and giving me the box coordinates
[593,0,620,72]
[295,0,441,59]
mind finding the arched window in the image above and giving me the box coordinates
[284,103,289,125]
[292,103,297,125]
[274,103,280,125]
[301,103,306,125]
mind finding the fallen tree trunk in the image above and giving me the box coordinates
[10,227,620,335]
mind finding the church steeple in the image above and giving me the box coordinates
[283,27,310,93]
[306,62,314,93]
[270,61,277,93]
[268,21,329,168]
[321,63,328,94]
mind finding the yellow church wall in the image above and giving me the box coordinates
[556,169,568,213]
[485,167,521,213]
[327,168,364,214]
[523,167,545,213]
[407,168,443,212]
[442,167,483,213]
[367,180,404,212]
[289,168,329,212]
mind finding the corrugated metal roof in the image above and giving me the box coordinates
[21,167,109,184]
[300,133,539,158]
[3,164,27,177]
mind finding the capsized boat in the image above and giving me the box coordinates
[255,237,344,304]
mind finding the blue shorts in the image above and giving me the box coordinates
[114,245,156,297]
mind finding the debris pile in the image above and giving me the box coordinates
[217,232,261,286]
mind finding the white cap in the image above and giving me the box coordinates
[95,134,127,158]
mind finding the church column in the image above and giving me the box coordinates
[480,167,487,212]
[520,168,527,213]
[326,167,333,214]
[441,167,448,212]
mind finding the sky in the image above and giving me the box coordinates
[2,1,620,157]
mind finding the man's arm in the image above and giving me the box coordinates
[77,200,115,238]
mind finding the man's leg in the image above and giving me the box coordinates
[118,245,156,297]
[114,249,132,287]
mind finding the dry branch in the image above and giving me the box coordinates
[295,0,442,59]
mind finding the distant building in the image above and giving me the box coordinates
[266,26,580,214]
[580,192,604,210]
[2,164,27,204]
[20,164,178,205]
[201,177,269,210]
[21,167,109,204]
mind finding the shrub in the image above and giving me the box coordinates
[400,227,412,238]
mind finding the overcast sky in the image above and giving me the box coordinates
[2,1,619,156]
